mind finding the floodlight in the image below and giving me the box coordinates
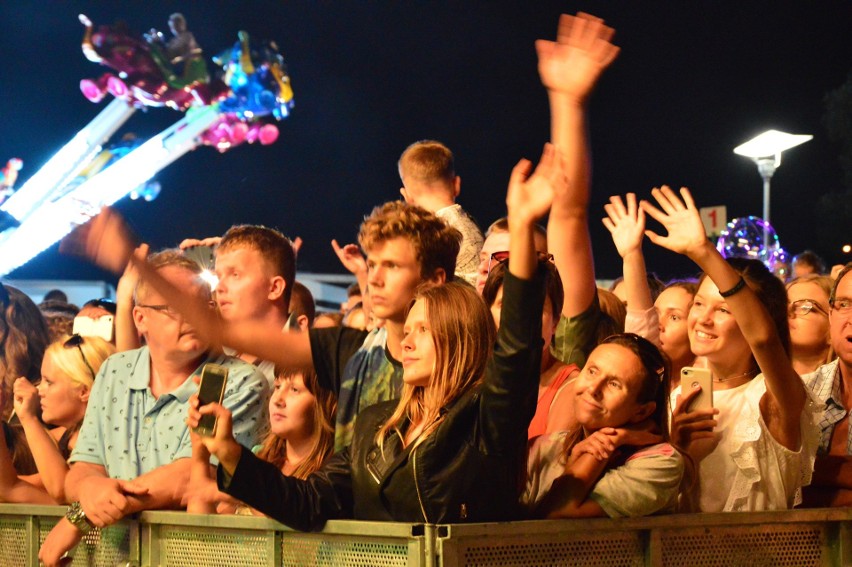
[733,129,811,234]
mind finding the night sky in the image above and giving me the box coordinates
[2,1,850,285]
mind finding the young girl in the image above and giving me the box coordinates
[186,144,561,529]
[524,333,683,518]
[188,367,336,514]
[0,334,115,503]
[642,186,820,512]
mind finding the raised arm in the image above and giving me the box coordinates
[641,186,806,448]
[603,193,659,342]
[479,144,560,449]
[61,210,314,370]
[114,243,147,352]
[538,12,618,317]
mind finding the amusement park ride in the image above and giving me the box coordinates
[0,13,293,277]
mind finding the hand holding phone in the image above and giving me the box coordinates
[193,363,229,436]
[681,367,713,411]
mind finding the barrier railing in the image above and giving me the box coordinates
[1,505,849,566]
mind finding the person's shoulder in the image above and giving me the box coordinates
[802,359,840,390]
[627,442,680,461]
[103,346,147,366]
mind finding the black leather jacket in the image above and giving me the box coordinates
[219,270,545,530]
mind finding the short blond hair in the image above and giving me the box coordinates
[44,335,116,390]
[398,140,455,186]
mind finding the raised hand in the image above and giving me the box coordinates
[603,193,646,258]
[331,240,367,276]
[536,12,620,103]
[187,394,242,474]
[506,143,565,225]
[60,207,138,275]
[178,236,222,250]
[640,186,709,259]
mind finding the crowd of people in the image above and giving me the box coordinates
[0,11,849,565]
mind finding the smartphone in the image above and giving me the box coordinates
[72,315,115,342]
[193,363,229,436]
[681,367,713,411]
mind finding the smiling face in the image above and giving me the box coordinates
[400,299,436,387]
[787,281,831,353]
[572,343,653,431]
[269,373,316,443]
[687,277,752,365]
[655,286,694,365]
[38,357,88,427]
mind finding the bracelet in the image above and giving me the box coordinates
[719,277,746,298]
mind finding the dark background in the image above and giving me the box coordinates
[2,1,850,284]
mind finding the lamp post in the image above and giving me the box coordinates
[733,129,812,233]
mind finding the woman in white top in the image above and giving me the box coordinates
[641,186,820,512]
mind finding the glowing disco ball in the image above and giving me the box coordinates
[716,216,781,267]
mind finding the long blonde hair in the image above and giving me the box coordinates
[376,281,495,452]
[256,367,337,480]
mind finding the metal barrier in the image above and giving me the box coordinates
[0,505,849,566]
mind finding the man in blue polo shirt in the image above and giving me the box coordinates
[40,250,267,564]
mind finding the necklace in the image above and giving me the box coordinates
[713,368,758,383]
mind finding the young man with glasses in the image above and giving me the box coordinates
[39,250,268,565]
[802,263,852,506]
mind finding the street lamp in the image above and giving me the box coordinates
[733,129,812,228]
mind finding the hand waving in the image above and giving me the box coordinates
[506,143,566,225]
[60,207,138,275]
[536,12,620,103]
[640,186,709,259]
[602,193,645,258]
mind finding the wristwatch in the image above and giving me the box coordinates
[65,501,94,533]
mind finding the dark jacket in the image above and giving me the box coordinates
[218,270,545,530]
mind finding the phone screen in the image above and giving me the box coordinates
[194,363,229,436]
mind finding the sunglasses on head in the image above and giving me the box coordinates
[64,334,96,381]
[487,251,554,275]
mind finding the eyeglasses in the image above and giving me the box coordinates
[487,251,554,275]
[64,334,96,381]
[788,299,828,318]
[137,303,180,318]
[830,298,852,315]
